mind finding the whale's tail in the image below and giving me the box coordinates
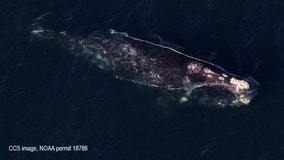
[30,12,68,41]
[30,12,53,38]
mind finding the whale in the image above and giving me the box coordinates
[31,27,259,107]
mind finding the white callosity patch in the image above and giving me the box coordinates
[227,77,252,106]
[203,67,224,81]
[203,68,225,81]
[231,97,251,106]
[222,73,228,77]
[203,67,215,74]
[187,63,203,74]
[230,77,250,93]
[218,76,225,81]
[206,74,213,78]
[239,97,251,105]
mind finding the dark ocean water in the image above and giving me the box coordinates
[1,0,284,159]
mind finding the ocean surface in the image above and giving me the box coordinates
[1,0,284,159]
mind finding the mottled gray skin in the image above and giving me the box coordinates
[31,28,259,107]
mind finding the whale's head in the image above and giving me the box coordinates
[182,61,259,107]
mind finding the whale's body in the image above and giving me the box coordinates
[31,28,259,107]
